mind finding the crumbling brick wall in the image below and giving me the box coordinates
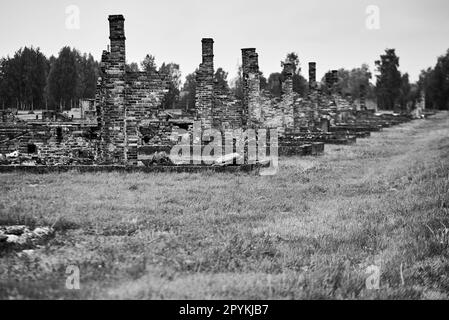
[195,39,244,131]
[0,123,98,164]
[36,127,98,165]
[125,72,168,163]
[240,49,307,131]
[192,39,357,138]
[212,83,243,129]
[95,15,169,165]
[242,48,262,126]
[0,111,18,124]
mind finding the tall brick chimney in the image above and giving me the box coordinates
[360,84,367,110]
[241,48,261,126]
[99,15,127,164]
[282,62,294,95]
[332,70,339,92]
[108,15,126,70]
[195,38,215,129]
[309,62,317,90]
[281,62,294,128]
[325,72,331,85]
[201,38,214,74]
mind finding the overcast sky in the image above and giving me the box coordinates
[1,0,448,83]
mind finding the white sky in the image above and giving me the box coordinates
[1,0,448,83]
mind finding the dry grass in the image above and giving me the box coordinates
[1,112,449,300]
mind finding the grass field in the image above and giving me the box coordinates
[1,112,449,300]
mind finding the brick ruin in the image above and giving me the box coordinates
[96,15,171,165]
[0,14,419,167]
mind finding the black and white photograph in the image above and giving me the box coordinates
[0,0,449,305]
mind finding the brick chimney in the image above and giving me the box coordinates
[309,62,317,90]
[195,38,215,129]
[201,38,214,75]
[108,15,126,70]
[360,84,367,110]
[282,62,294,95]
[331,70,338,85]
[241,48,261,126]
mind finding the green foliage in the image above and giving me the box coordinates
[214,67,229,90]
[397,73,419,110]
[180,70,197,112]
[230,64,266,100]
[46,47,99,110]
[283,52,308,96]
[265,52,308,97]
[267,73,308,97]
[0,47,49,109]
[0,47,99,111]
[140,53,183,110]
[159,62,181,110]
[230,64,244,100]
[419,49,449,110]
[282,52,300,74]
[76,53,100,100]
[292,75,308,96]
[180,67,231,113]
[375,49,402,110]
[47,47,78,109]
[267,72,282,96]
[325,64,374,100]
[125,62,139,73]
[140,54,157,74]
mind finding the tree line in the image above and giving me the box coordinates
[371,48,449,111]
[374,49,420,111]
[167,49,449,112]
[1,46,449,112]
[419,49,449,110]
[0,46,99,111]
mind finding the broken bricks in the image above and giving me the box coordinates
[0,225,54,249]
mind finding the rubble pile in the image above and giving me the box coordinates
[0,225,54,250]
[0,149,95,166]
[140,152,174,166]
